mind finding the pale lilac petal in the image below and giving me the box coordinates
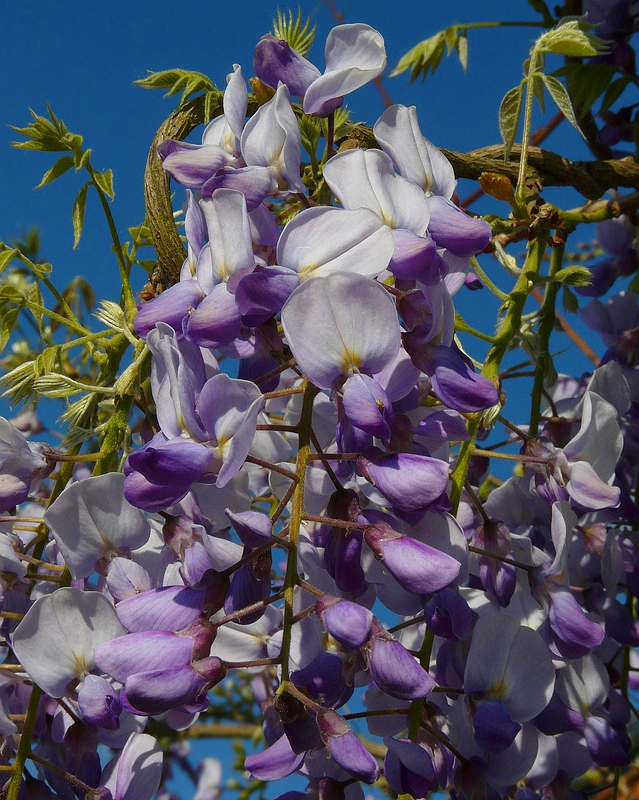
[374,104,456,197]
[567,460,621,510]
[303,24,386,115]
[241,83,305,194]
[323,149,430,235]
[12,588,126,697]
[276,206,394,281]
[159,142,232,189]
[201,166,276,210]
[199,189,255,284]
[281,273,401,389]
[102,732,163,800]
[44,473,150,580]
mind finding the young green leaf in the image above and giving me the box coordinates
[391,31,447,81]
[562,285,579,314]
[541,74,584,137]
[601,75,631,112]
[35,155,75,189]
[499,84,524,161]
[72,183,90,249]
[538,20,605,57]
[0,307,20,352]
[134,69,219,108]
[272,8,316,57]
[553,265,592,286]
[93,168,115,200]
[0,248,20,274]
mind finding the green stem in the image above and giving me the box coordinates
[408,628,435,740]
[455,312,497,343]
[84,163,136,314]
[21,301,89,337]
[450,231,549,511]
[470,256,510,302]
[529,243,564,436]
[454,20,546,31]
[279,379,317,682]
[7,685,42,800]
[516,53,540,205]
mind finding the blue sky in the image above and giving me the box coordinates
[0,1,619,795]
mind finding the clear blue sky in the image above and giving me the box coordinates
[0,1,616,795]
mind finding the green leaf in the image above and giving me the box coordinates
[271,8,316,57]
[93,168,114,200]
[553,265,592,286]
[26,281,44,326]
[499,84,524,161]
[0,247,19,274]
[562,286,579,314]
[533,74,545,113]
[444,25,457,53]
[0,307,20,352]
[601,75,631,112]
[391,31,447,82]
[74,148,92,170]
[72,183,90,249]
[134,69,219,108]
[554,63,616,117]
[538,20,606,57]
[35,155,74,189]
[10,106,83,153]
[455,32,468,72]
[541,74,584,137]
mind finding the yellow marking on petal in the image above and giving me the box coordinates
[342,349,360,377]
[487,679,507,700]
[73,653,89,678]
[381,212,396,229]
[299,263,318,281]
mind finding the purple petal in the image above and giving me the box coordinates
[358,451,449,513]
[94,631,193,683]
[235,265,299,325]
[365,633,435,700]
[584,716,631,767]
[549,589,604,650]
[125,665,208,715]
[316,596,373,649]
[254,35,320,95]
[328,731,379,784]
[426,195,492,258]
[201,166,276,210]
[115,585,205,632]
[184,283,243,349]
[415,344,499,413]
[134,281,205,340]
[388,229,446,284]
[159,141,231,189]
[342,374,393,439]
[225,509,272,547]
[473,700,521,753]
[127,440,214,487]
[365,523,461,594]
[77,675,121,730]
[245,735,305,781]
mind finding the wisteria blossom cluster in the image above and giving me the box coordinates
[4,8,639,800]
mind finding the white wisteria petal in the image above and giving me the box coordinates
[102,732,163,800]
[323,149,430,234]
[564,391,622,483]
[45,473,151,580]
[464,613,555,722]
[374,104,456,197]
[281,272,401,389]
[276,206,394,280]
[304,24,387,115]
[12,587,125,697]
[199,189,255,286]
[241,83,305,193]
